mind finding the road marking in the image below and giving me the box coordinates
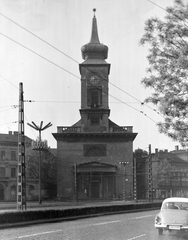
[7,230,62,239]
[135,215,152,219]
[93,220,121,226]
[4,214,152,239]
[127,234,146,240]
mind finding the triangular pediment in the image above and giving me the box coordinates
[76,161,117,173]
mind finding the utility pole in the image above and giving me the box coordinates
[17,82,26,210]
[133,158,137,202]
[27,121,52,204]
[119,161,129,201]
[148,144,153,202]
[74,163,77,203]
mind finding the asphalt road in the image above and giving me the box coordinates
[1,210,187,240]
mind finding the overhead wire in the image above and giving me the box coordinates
[0,105,18,113]
[147,0,188,27]
[0,74,19,89]
[0,121,18,126]
[0,32,79,80]
[0,12,161,118]
[0,31,158,123]
[0,12,78,64]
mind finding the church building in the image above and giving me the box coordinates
[53,11,137,201]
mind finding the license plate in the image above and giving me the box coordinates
[169,225,181,230]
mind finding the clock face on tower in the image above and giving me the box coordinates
[90,75,99,84]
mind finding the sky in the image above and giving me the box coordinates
[0,0,184,153]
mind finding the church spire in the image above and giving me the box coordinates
[81,9,108,60]
[90,9,100,44]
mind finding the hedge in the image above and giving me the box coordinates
[0,202,162,225]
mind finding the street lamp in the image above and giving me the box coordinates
[27,121,52,204]
[119,161,129,201]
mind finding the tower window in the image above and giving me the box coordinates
[90,114,100,126]
[87,87,102,107]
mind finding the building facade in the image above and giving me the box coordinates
[0,131,37,201]
[145,149,188,199]
[53,12,137,201]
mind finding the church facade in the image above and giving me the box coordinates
[53,12,137,201]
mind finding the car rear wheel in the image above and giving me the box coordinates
[158,229,163,235]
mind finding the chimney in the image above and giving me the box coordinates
[8,131,12,135]
[175,145,179,151]
[155,148,158,154]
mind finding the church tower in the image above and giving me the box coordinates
[79,9,110,132]
[53,10,137,201]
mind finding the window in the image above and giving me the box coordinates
[84,144,106,157]
[1,150,5,160]
[87,87,102,107]
[11,151,16,161]
[11,168,16,178]
[90,114,100,126]
[0,167,5,177]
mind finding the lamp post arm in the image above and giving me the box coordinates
[27,123,38,130]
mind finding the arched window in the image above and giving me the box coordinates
[84,144,106,157]
[87,148,103,156]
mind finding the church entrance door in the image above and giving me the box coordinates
[91,180,100,198]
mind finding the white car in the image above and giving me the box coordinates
[155,197,188,236]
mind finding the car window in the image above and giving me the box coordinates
[162,202,188,210]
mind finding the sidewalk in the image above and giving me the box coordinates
[0,200,142,212]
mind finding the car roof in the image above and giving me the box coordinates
[163,197,188,203]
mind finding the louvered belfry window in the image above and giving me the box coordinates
[87,87,102,107]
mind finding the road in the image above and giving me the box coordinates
[1,210,187,240]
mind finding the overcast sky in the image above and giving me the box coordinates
[0,0,183,152]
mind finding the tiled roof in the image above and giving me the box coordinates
[155,151,187,165]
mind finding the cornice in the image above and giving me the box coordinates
[53,132,137,143]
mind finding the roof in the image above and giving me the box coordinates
[0,132,32,145]
[81,12,108,61]
[154,151,187,165]
[71,119,121,128]
[0,132,19,142]
[77,161,117,168]
[163,197,188,203]
[49,148,57,157]
[108,119,120,128]
[76,161,117,173]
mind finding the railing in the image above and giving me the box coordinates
[111,126,133,133]
[57,127,81,133]
[57,126,133,133]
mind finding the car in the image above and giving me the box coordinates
[155,197,188,236]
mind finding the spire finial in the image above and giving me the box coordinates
[93,8,96,17]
